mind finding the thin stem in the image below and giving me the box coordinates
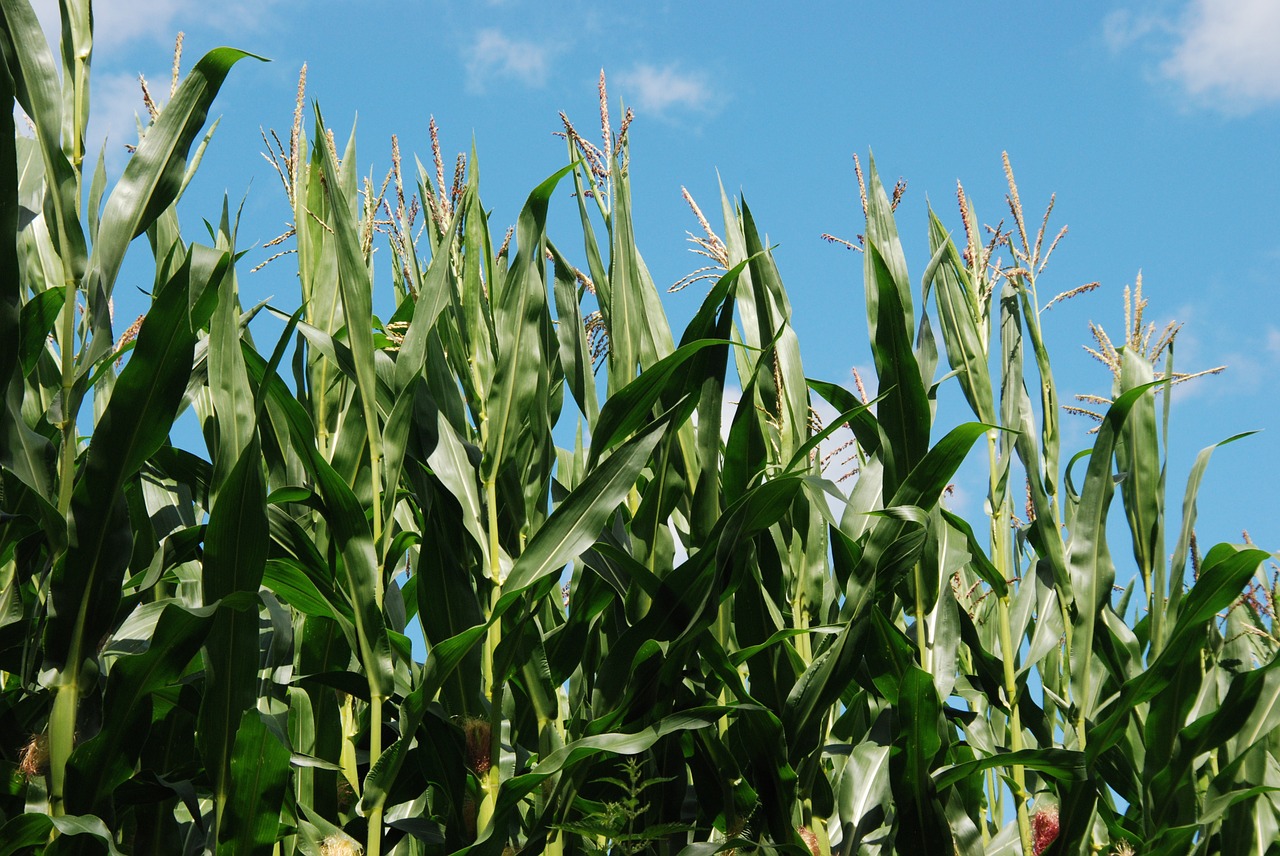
[478,477,504,836]
[56,280,78,515]
[366,692,384,856]
[1061,597,1081,748]
[998,594,1033,854]
[988,432,1032,854]
[47,675,77,818]
[914,561,930,673]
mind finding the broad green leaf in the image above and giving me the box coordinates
[0,37,15,385]
[834,742,892,851]
[863,154,912,328]
[220,710,290,855]
[926,207,994,424]
[892,666,950,852]
[807,377,884,457]
[1067,382,1163,724]
[782,614,871,762]
[46,246,228,670]
[314,107,389,548]
[0,814,52,856]
[415,388,492,573]
[741,201,809,457]
[1088,543,1271,762]
[208,220,254,478]
[482,163,574,484]
[65,602,214,814]
[1167,431,1255,621]
[6,813,125,849]
[199,437,269,822]
[850,422,991,589]
[391,193,462,393]
[866,238,930,496]
[310,451,395,698]
[1115,348,1162,606]
[498,411,669,605]
[464,708,727,855]
[263,557,348,624]
[587,338,724,470]
[16,278,62,376]
[933,748,1085,790]
[548,239,600,425]
[0,375,60,541]
[0,0,87,281]
[939,508,1007,597]
[86,46,261,362]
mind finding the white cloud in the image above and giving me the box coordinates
[21,0,273,174]
[464,29,551,93]
[1102,9,1172,52]
[90,0,189,50]
[31,0,278,51]
[1161,0,1280,107]
[1107,1,1280,111]
[1266,327,1280,358]
[615,63,712,116]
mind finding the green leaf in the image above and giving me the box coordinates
[1088,543,1271,762]
[587,338,725,471]
[220,710,291,855]
[1068,382,1165,724]
[851,422,991,589]
[0,374,61,542]
[17,285,63,376]
[940,508,1007,598]
[893,666,950,852]
[926,207,994,424]
[311,451,395,698]
[263,557,344,622]
[85,46,262,362]
[199,437,269,818]
[46,246,228,671]
[0,813,127,856]
[866,239,930,495]
[498,411,671,604]
[783,396,882,475]
[1115,348,1162,603]
[0,814,54,856]
[782,613,871,762]
[0,13,22,387]
[550,238,601,425]
[208,226,255,474]
[66,602,215,814]
[482,163,574,483]
[807,377,883,457]
[933,748,1085,790]
[1167,431,1255,620]
[0,0,88,282]
[469,709,726,854]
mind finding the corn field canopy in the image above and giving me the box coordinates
[2,4,1279,856]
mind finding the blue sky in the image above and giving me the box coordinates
[34,1,1280,567]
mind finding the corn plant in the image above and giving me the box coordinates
[3,3,1278,855]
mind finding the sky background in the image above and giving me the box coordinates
[29,0,1280,574]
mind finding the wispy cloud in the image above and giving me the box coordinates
[1267,327,1280,359]
[1102,8,1173,52]
[87,70,181,174]
[32,0,280,51]
[1106,1,1280,112]
[1161,0,1280,108]
[615,63,713,117]
[464,29,551,93]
